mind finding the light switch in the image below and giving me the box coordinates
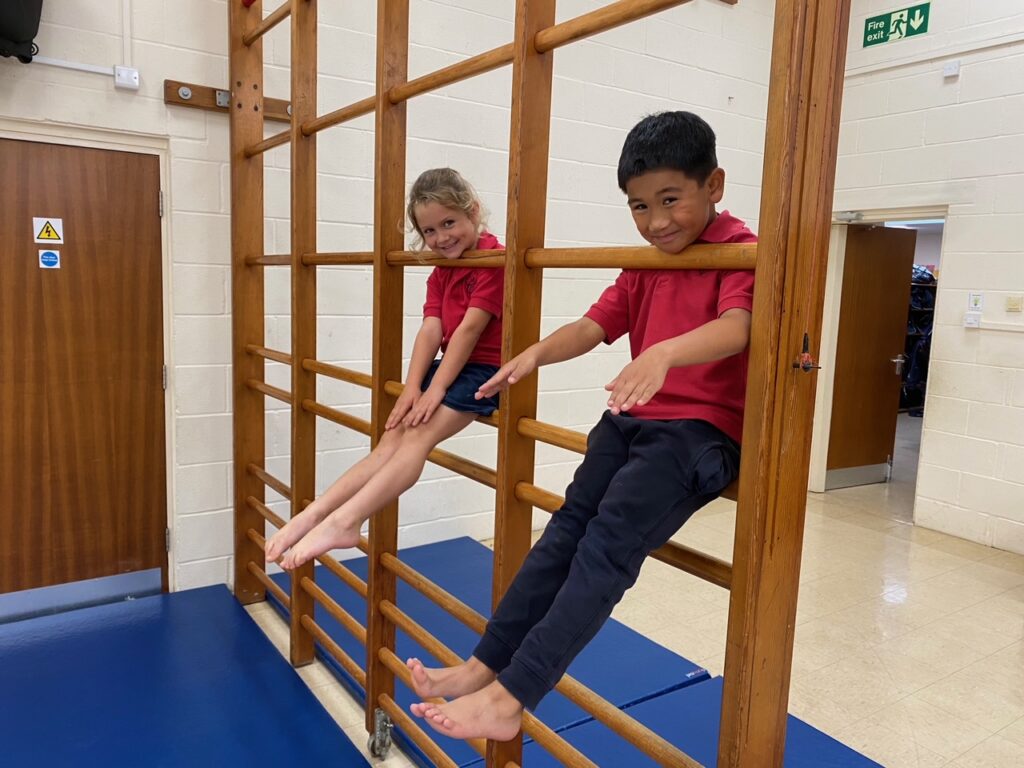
[964,311,982,328]
[1007,295,1023,313]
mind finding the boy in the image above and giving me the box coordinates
[408,111,755,741]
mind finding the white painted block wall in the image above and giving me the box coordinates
[0,0,773,589]
[836,0,1024,554]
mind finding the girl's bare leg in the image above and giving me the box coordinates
[280,407,475,568]
[265,426,405,561]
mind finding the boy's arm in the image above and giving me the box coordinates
[605,308,752,415]
[476,317,606,398]
[385,317,443,429]
[404,308,493,426]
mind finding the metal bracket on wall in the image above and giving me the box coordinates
[163,79,291,124]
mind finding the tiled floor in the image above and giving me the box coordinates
[248,416,1024,766]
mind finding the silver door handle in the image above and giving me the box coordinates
[891,354,907,375]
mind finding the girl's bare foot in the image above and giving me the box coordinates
[265,503,331,562]
[414,680,523,742]
[406,656,496,700]
[279,510,363,569]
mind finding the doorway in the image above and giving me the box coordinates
[808,214,945,523]
[0,139,168,594]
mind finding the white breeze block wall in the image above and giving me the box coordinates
[0,0,772,591]
[836,0,1024,555]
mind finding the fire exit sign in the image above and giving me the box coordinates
[864,3,930,47]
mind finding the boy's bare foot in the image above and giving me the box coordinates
[264,503,331,562]
[279,509,363,569]
[406,656,496,700]
[414,680,523,742]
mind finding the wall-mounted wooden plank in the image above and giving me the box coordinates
[164,79,291,123]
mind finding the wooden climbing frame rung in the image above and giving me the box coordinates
[525,243,757,270]
[301,96,376,136]
[389,44,516,104]
[227,0,853,765]
[241,0,290,46]
[534,0,696,53]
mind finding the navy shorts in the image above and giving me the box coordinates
[420,359,499,416]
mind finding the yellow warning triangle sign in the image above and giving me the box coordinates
[37,221,61,240]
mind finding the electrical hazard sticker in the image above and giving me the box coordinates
[33,217,65,244]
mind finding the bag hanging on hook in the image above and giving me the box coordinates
[0,0,44,64]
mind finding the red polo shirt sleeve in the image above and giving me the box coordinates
[423,268,443,319]
[467,268,504,318]
[584,271,631,344]
[718,270,755,315]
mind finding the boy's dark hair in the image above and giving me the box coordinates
[617,111,718,191]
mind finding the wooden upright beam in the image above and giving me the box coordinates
[229,0,268,606]
[487,1,557,766]
[365,0,409,737]
[720,0,852,765]
[288,0,318,667]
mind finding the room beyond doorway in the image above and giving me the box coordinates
[809,214,946,526]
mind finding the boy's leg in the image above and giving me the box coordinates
[409,413,633,713]
[495,419,738,710]
[280,406,475,568]
[471,412,633,675]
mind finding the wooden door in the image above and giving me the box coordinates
[826,224,917,488]
[0,140,167,593]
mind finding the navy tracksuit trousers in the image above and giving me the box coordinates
[473,411,740,710]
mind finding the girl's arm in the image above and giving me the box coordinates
[605,308,752,414]
[385,317,443,430]
[404,308,493,426]
[476,317,606,398]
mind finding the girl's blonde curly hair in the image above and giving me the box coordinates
[406,168,486,250]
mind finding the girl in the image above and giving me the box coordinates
[266,168,504,569]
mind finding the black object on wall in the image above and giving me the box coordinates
[0,0,44,64]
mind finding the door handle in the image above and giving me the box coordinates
[891,353,907,375]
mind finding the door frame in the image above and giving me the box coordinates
[809,205,948,495]
[0,118,177,590]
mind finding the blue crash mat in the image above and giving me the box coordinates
[0,585,369,767]
[269,536,709,767]
[464,677,883,767]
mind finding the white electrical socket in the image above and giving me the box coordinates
[114,66,140,91]
[964,311,982,328]
[942,60,961,78]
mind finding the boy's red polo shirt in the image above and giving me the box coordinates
[584,211,756,444]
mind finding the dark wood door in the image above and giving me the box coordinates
[0,139,167,593]
[826,224,917,486]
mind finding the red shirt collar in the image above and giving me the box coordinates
[697,210,746,243]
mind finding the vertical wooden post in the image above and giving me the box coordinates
[365,0,408,735]
[288,0,318,666]
[229,0,267,606]
[720,0,852,765]
[487,1,556,765]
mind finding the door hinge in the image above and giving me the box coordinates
[162,365,168,390]
[158,189,164,217]
[165,528,171,552]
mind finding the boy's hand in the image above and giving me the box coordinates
[605,347,669,415]
[385,388,420,430]
[476,349,539,398]
[404,384,445,427]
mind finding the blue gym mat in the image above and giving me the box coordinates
[0,585,369,767]
[268,536,710,767]
[463,677,882,767]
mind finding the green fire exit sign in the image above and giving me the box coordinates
[864,3,930,47]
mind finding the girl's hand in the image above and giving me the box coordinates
[476,349,539,398]
[404,385,446,427]
[386,388,420,430]
[605,347,669,415]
